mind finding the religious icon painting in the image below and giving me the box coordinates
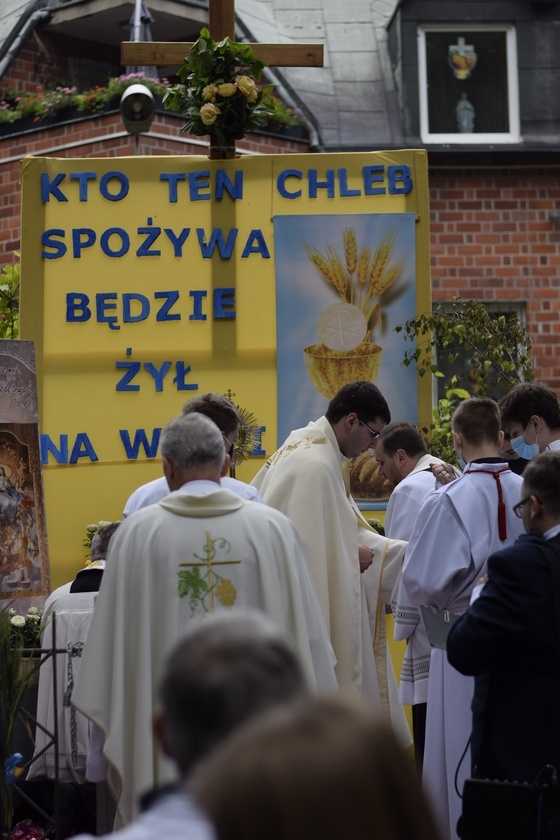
[448,36,477,80]
[0,341,50,603]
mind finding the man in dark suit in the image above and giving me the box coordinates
[447,449,560,785]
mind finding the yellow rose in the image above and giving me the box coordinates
[217,83,237,98]
[199,103,221,126]
[202,84,217,102]
[236,76,256,97]
[245,89,258,103]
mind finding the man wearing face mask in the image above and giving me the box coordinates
[394,397,524,840]
[499,381,560,461]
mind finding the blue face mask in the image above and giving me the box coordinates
[511,423,540,461]
[511,435,539,460]
[454,434,467,471]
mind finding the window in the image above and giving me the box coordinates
[418,25,520,144]
[68,58,119,91]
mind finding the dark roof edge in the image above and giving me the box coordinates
[310,144,560,165]
[0,1,51,79]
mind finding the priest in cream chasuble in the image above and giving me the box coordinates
[73,414,335,826]
[252,383,410,745]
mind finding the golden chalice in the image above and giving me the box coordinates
[303,342,383,399]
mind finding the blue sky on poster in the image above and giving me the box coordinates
[274,213,419,444]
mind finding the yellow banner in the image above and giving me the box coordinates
[20,151,430,587]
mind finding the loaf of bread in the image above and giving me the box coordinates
[349,452,394,500]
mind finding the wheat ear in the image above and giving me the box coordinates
[343,228,358,276]
[369,230,396,289]
[357,246,371,308]
[303,241,337,289]
[326,244,348,299]
[363,230,397,311]
[370,260,404,296]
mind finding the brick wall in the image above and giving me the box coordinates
[5,41,68,92]
[430,167,560,389]
[0,110,308,258]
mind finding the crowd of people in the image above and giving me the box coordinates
[24,382,560,840]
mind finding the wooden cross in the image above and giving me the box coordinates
[121,0,323,69]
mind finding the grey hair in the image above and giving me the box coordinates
[158,610,307,776]
[91,522,121,562]
[160,412,225,472]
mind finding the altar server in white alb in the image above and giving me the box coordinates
[28,523,119,784]
[375,421,459,770]
[251,382,409,744]
[376,421,457,541]
[395,398,523,840]
[72,413,336,827]
[122,392,263,516]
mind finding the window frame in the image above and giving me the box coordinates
[417,23,521,145]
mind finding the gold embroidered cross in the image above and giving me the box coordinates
[122,0,323,71]
[178,531,241,612]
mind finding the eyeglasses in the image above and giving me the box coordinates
[512,496,541,518]
[358,418,381,442]
[222,432,235,458]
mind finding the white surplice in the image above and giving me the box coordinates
[385,454,449,542]
[251,416,410,744]
[28,590,96,783]
[72,483,336,827]
[123,474,263,517]
[396,461,524,840]
[389,454,456,705]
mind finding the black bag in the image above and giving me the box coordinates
[460,767,560,840]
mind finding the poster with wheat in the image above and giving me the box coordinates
[274,213,417,501]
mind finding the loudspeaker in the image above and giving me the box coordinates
[120,84,156,134]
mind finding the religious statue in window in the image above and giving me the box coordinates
[424,30,510,136]
[456,93,475,133]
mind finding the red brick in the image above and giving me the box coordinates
[475,256,501,266]
[492,222,517,232]
[456,223,482,232]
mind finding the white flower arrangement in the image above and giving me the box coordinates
[83,519,114,550]
[6,606,43,648]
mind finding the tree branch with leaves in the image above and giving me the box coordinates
[0,254,20,340]
[396,298,534,463]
